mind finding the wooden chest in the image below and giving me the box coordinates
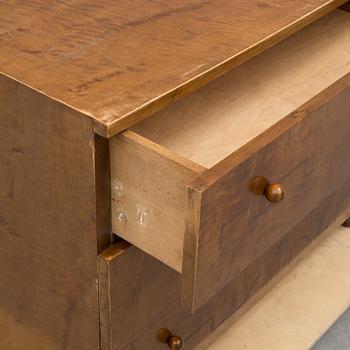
[1,1,350,349]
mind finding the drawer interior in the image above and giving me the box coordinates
[132,9,350,168]
[111,9,350,273]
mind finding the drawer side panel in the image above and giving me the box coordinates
[110,131,204,272]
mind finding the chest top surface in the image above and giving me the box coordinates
[0,0,346,137]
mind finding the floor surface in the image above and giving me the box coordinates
[201,219,350,350]
[312,308,350,350]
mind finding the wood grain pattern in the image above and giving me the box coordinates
[132,9,350,167]
[182,73,350,312]
[98,179,350,350]
[109,10,350,273]
[0,0,347,137]
[110,131,204,272]
[0,74,100,349]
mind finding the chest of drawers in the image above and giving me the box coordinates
[1,1,350,349]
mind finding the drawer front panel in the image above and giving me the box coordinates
[183,74,350,312]
[99,182,350,349]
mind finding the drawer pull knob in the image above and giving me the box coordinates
[157,328,184,349]
[265,183,285,203]
[342,217,350,228]
[168,335,184,350]
[250,177,285,203]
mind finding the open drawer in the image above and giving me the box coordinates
[110,10,350,312]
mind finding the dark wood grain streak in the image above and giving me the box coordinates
[0,0,346,137]
[98,180,350,350]
[94,134,112,348]
[182,73,350,312]
[94,134,112,253]
[342,218,350,227]
[340,2,350,11]
[0,74,100,349]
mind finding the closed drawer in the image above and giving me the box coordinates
[98,193,350,350]
[110,10,350,312]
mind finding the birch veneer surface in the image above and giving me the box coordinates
[199,216,350,350]
[0,0,347,136]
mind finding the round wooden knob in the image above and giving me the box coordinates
[264,183,285,203]
[157,329,184,349]
[168,335,184,350]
